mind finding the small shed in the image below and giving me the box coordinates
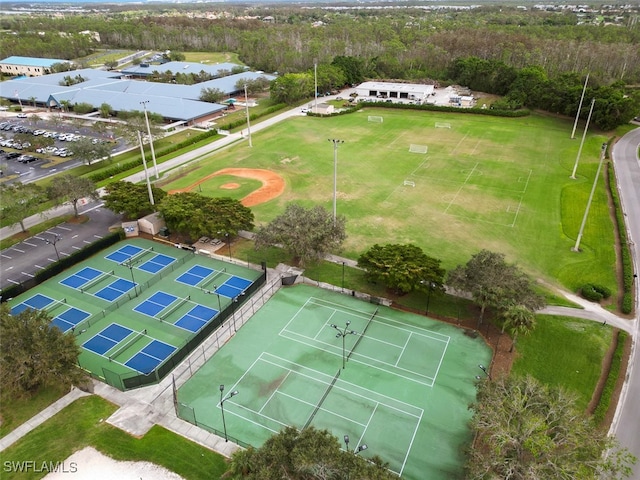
[138,212,165,236]
[314,103,334,115]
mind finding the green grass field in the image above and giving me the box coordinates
[160,108,615,293]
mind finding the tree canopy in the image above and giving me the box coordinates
[0,182,47,232]
[467,375,636,479]
[223,426,397,480]
[447,249,544,327]
[157,192,254,241]
[47,174,99,217]
[254,204,346,266]
[103,180,167,220]
[357,243,445,295]
[0,304,85,396]
[71,136,113,165]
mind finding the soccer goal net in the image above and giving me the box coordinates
[403,180,416,187]
[409,144,428,154]
[368,115,384,123]
[435,122,451,129]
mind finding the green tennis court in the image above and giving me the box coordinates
[177,284,491,479]
[7,238,266,390]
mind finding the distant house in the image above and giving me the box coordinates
[0,56,70,77]
[355,81,435,103]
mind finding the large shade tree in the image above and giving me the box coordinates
[223,426,397,480]
[447,250,544,327]
[103,180,167,219]
[158,192,254,241]
[467,375,636,479]
[357,243,445,295]
[254,204,346,266]
[0,304,86,396]
[72,136,113,165]
[47,174,99,217]
[0,182,47,232]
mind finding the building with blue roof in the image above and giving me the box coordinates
[0,61,276,125]
[0,56,72,77]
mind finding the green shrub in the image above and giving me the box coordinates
[591,284,612,299]
[581,284,603,302]
[622,294,633,314]
[593,331,627,424]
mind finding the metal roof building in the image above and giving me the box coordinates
[355,81,435,101]
[0,56,71,77]
[121,61,244,78]
[0,65,276,125]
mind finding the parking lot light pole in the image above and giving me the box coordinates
[44,233,62,261]
[126,259,137,297]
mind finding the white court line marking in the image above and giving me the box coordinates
[277,390,367,427]
[395,332,413,367]
[23,241,37,247]
[443,162,479,215]
[449,133,468,156]
[313,311,337,340]
[400,409,424,476]
[259,370,292,414]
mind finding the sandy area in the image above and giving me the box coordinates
[43,447,184,480]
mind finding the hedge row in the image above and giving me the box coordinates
[356,101,531,118]
[593,330,628,424]
[607,160,635,314]
[580,283,612,302]
[215,103,288,131]
[0,230,124,301]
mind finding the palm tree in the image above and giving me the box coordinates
[501,304,536,353]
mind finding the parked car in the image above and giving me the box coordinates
[17,113,27,118]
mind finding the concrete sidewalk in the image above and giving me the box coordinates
[0,387,90,452]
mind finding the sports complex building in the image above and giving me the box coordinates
[0,57,276,125]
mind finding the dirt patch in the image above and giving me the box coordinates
[220,182,240,190]
[168,168,285,207]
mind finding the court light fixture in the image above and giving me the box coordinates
[354,444,368,455]
[331,321,357,369]
[344,435,350,452]
[219,384,239,442]
[478,364,490,379]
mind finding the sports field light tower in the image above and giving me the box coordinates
[573,143,607,253]
[219,385,238,442]
[328,139,344,224]
[137,131,155,206]
[140,100,159,179]
[570,98,595,179]
[244,84,252,148]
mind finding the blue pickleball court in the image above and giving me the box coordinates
[133,291,177,318]
[138,254,175,273]
[50,307,91,333]
[82,323,133,356]
[176,265,215,287]
[105,244,143,264]
[125,340,177,374]
[174,304,218,333]
[94,278,137,302]
[60,267,103,290]
[10,293,55,315]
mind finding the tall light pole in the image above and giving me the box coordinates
[243,84,252,148]
[211,286,222,312]
[573,143,607,252]
[571,73,589,139]
[137,131,155,206]
[477,364,491,380]
[328,139,344,224]
[570,98,595,179]
[140,100,159,179]
[219,385,238,442]
[218,231,231,259]
[342,261,345,292]
[421,281,436,316]
[314,58,318,113]
[44,233,62,261]
[126,258,138,297]
[331,321,357,369]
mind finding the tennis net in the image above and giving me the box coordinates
[347,307,378,360]
[80,270,114,293]
[160,295,190,321]
[124,246,155,266]
[108,329,147,361]
[302,369,341,430]
[201,268,226,290]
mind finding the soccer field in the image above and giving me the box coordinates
[162,108,615,290]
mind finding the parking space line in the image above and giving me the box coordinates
[35,264,45,270]
[23,241,38,247]
[72,234,78,239]
[72,246,81,250]
[94,234,103,239]
[8,279,19,285]
[1,254,11,259]
[83,240,91,244]
[56,226,72,231]
[48,258,57,262]
[21,272,34,277]
[5,266,13,270]
[13,248,24,253]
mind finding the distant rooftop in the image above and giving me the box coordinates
[1,56,70,67]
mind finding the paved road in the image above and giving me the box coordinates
[610,127,640,479]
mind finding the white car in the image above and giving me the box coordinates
[17,113,27,118]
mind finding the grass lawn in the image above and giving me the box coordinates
[0,385,68,439]
[161,108,616,295]
[511,314,612,410]
[1,396,228,480]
